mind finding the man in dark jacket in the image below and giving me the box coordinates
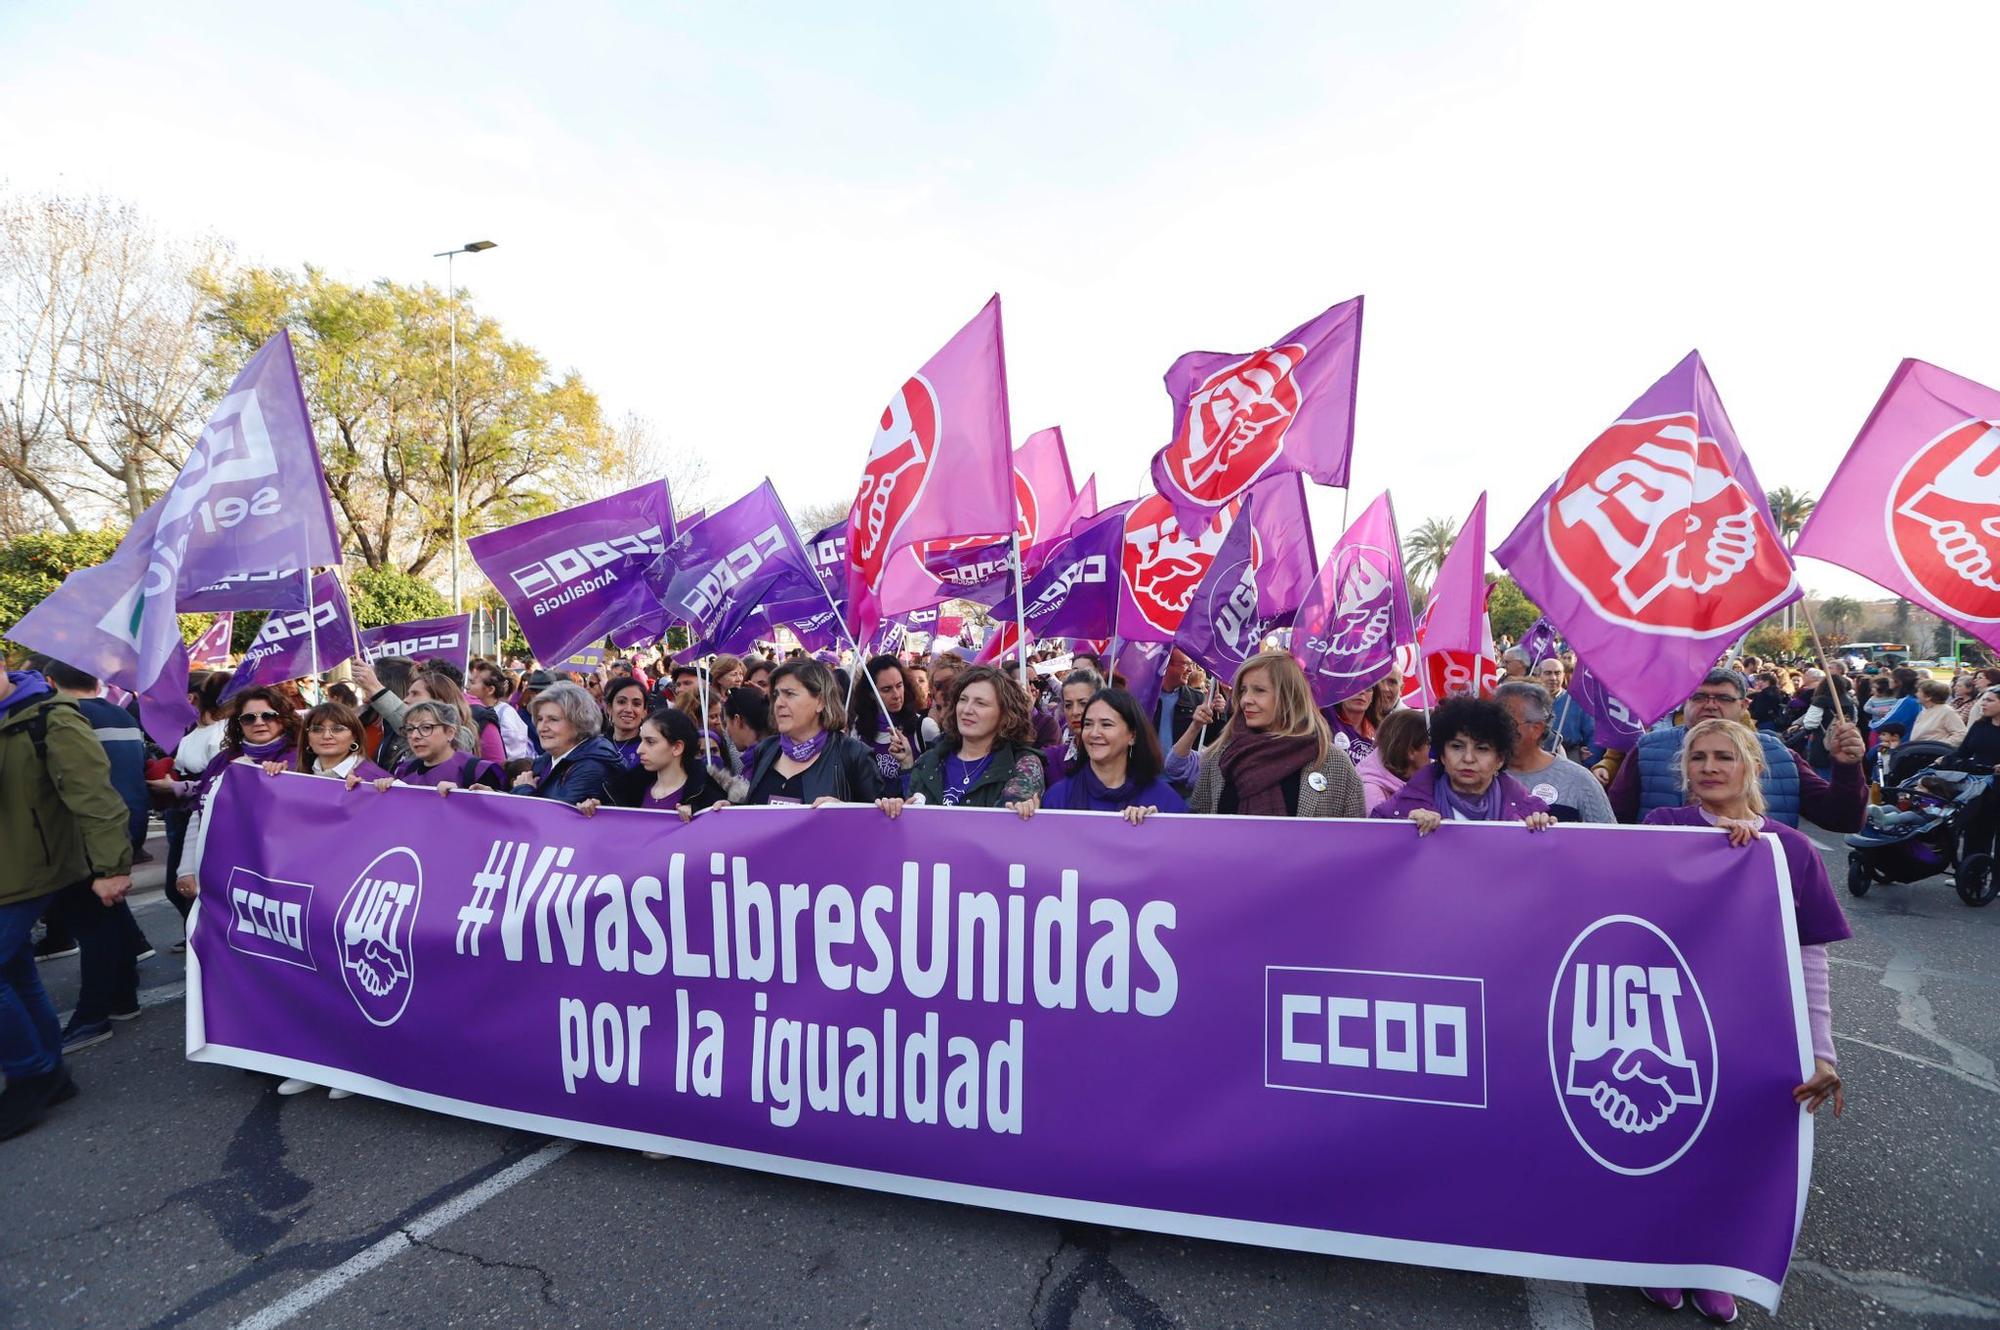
[1152,649,1227,750]
[0,667,134,1138]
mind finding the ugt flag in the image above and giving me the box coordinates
[222,572,357,700]
[9,331,342,744]
[1174,478,1317,686]
[1117,476,1312,644]
[467,480,675,668]
[648,481,822,651]
[188,613,235,669]
[1422,494,1495,704]
[1495,351,1799,727]
[1291,491,1414,707]
[846,297,1014,636]
[1518,616,1560,667]
[357,612,473,674]
[1150,296,1363,534]
[1793,359,2000,650]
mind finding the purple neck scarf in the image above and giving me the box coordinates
[781,728,830,763]
[1433,765,1505,822]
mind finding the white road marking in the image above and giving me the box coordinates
[232,1140,575,1330]
[1792,1260,2000,1319]
[1837,1033,2000,1098]
[1880,950,1999,1090]
[1523,1278,1595,1329]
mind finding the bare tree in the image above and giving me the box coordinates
[793,498,852,539]
[0,188,228,529]
[595,411,713,523]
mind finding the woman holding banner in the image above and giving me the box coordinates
[389,702,508,791]
[511,682,621,805]
[257,701,386,784]
[1188,653,1363,819]
[1031,688,1185,823]
[1638,716,1848,1322]
[1370,697,1554,831]
[602,677,651,768]
[737,660,880,806]
[879,665,1044,816]
[175,688,303,901]
[406,670,487,759]
[577,708,729,818]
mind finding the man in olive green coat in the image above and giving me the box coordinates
[0,666,134,1140]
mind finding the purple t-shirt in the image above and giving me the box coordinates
[1642,804,1853,947]
[394,751,501,791]
[642,785,685,812]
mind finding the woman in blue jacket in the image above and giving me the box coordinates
[511,682,620,805]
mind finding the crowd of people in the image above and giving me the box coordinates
[9,626,1963,1317]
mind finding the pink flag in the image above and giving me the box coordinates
[1494,351,1799,726]
[1014,427,1077,552]
[1149,296,1362,534]
[1793,359,2000,648]
[1421,494,1497,703]
[1291,492,1415,707]
[846,296,1014,635]
[189,613,235,669]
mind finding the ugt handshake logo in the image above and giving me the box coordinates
[336,848,424,1027]
[1549,916,1717,1176]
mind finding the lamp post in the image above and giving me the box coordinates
[434,239,498,611]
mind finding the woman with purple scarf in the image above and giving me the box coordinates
[1188,653,1364,818]
[736,660,880,806]
[175,687,303,901]
[1633,716,1849,1324]
[1370,697,1555,833]
[1031,688,1186,824]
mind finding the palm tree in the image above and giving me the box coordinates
[1765,486,1817,543]
[1404,516,1459,588]
[1816,595,1864,641]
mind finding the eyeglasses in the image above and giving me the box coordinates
[308,723,352,737]
[1687,692,1743,706]
[405,723,444,738]
[239,711,283,725]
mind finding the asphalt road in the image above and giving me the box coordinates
[3,822,1997,1329]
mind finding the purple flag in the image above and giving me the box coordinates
[847,297,1015,635]
[1291,491,1414,707]
[1494,352,1799,726]
[222,573,357,699]
[1018,502,1134,643]
[1792,359,2000,649]
[357,613,473,674]
[10,332,342,743]
[1150,296,1362,535]
[1113,638,1171,715]
[804,522,850,612]
[1568,658,1646,751]
[647,481,821,649]
[1519,617,1560,667]
[468,481,675,667]
[1174,493,1287,687]
[189,613,235,669]
[190,767,1817,1312]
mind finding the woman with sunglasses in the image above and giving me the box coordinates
[175,688,301,902]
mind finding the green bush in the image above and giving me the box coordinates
[346,567,451,629]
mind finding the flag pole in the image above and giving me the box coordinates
[801,567,895,731]
[1798,600,1849,726]
[1010,533,1030,693]
[304,568,323,706]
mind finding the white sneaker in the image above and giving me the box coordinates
[326,1088,354,1100]
[276,1078,317,1095]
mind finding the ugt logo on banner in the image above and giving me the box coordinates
[338,847,424,1028]
[1548,915,1717,1176]
[1548,415,1792,636]
[1890,419,2000,623]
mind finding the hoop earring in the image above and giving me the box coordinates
[349,742,360,755]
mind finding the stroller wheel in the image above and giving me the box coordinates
[1846,853,1873,898]
[1956,853,1997,908]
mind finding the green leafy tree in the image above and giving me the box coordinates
[1815,595,1864,640]
[198,265,613,575]
[1764,486,1816,541]
[1483,575,1542,643]
[1403,516,1458,597]
[1743,622,1805,662]
[345,567,451,629]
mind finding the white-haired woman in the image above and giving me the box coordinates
[1635,716,1850,1322]
[511,681,620,804]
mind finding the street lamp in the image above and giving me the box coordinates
[434,239,498,611]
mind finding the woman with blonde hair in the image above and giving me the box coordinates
[1189,652,1364,817]
[1634,716,1848,1322]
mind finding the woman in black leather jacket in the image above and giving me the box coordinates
[738,660,881,806]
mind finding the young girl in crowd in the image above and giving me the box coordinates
[578,707,729,818]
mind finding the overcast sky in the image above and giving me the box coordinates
[6,0,1995,601]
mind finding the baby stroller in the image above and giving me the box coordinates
[1844,746,1998,906]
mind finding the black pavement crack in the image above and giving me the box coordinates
[408,1232,560,1306]
[1030,1222,1174,1330]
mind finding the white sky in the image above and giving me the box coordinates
[5,0,1995,602]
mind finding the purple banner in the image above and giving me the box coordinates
[357,613,474,674]
[187,770,1814,1309]
[222,572,358,699]
[468,481,675,668]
